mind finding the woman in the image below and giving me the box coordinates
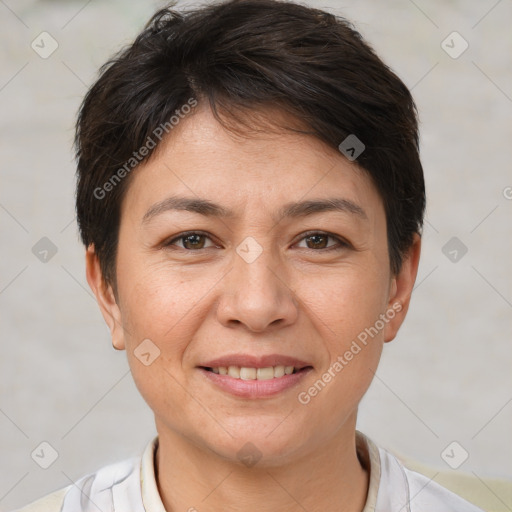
[14,1,483,510]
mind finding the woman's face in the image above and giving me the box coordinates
[88,104,418,466]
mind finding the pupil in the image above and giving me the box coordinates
[184,234,203,249]
[307,235,327,249]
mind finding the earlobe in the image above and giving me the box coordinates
[383,234,421,343]
[85,245,126,351]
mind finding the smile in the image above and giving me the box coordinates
[198,365,313,398]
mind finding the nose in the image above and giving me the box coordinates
[216,242,299,333]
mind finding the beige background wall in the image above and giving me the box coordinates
[1,0,511,510]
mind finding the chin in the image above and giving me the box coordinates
[202,420,311,468]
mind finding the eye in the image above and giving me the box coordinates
[295,231,349,251]
[163,230,349,252]
[164,231,218,250]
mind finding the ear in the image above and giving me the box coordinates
[383,233,421,343]
[85,244,126,351]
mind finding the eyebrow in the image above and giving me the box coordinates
[142,195,368,224]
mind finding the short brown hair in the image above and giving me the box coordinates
[75,0,425,289]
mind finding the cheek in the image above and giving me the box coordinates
[294,279,385,437]
[116,256,230,379]
[293,262,388,403]
[119,269,198,346]
[298,261,390,346]
[116,267,199,420]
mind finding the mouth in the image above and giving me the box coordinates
[197,355,313,398]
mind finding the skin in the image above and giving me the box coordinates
[86,103,421,512]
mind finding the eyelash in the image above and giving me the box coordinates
[163,230,350,252]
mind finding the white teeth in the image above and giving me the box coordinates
[274,365,285,378]
[210,365,300,380]
[228,366,240,378]
[256,367,274,380]
[240,367,257,380]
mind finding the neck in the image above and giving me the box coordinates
[154,420,369,512]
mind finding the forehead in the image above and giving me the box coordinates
[120,104,384,225]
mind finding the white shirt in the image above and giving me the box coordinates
[12,432,484,512]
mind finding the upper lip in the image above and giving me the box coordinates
[199,354,312,369]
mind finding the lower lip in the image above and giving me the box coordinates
[198,367,313,398]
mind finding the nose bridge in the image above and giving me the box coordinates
[233,234,282,301]
[217,234,298,331]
